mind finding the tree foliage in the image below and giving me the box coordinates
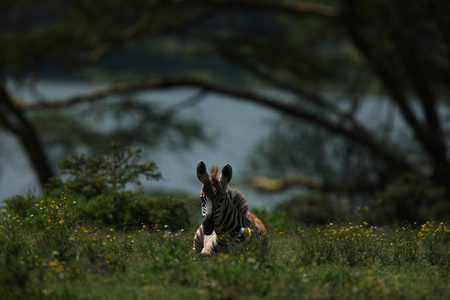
[47,144,161,198]
[365,173,449,225]
[1,0,450,218]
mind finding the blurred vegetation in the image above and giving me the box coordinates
[2,0,450,224]
[249,117,450,224]
[364,173,450,225]
[275,193,337,225]
[46,144,161,197]
[272,173,450,226]
[5,146,191,230]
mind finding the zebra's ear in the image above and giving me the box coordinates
[197,161,209,183]
[220,164,232,185]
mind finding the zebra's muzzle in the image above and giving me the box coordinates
[202,213,214,235]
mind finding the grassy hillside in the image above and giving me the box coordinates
[1,192,449,300]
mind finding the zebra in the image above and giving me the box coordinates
[192,161,267,256]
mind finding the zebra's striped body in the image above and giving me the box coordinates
[193,161,267,256]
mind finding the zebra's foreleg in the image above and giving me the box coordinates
[192,225,204,253]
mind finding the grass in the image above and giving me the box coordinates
[1,192,449,300]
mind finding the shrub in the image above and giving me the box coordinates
[3,193,38,218]
[81,192,190,229]
[365,173,449,225]
[45,144,161,198]
[4,146,190,230]
[250,207,296,231]
[275,193,336,225]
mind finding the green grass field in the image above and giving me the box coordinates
[1,193,449,300]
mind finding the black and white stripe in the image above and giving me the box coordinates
[192,161,255,256]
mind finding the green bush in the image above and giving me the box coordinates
[275,193,336,225]
[250,207,296,231]
[3,194,37,218]
[4,146,190,230]
[45,144,161,198]
[81,192,190,229]
[365,173,449,225]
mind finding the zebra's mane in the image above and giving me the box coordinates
[209,165,220,193]
[209,165,249,217]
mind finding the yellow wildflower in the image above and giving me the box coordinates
[55,266,64,273]
[49,261,59,267]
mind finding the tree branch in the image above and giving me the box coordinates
[19,77,414,173]
[181,0,338,18]
[342,1,425,140]
[88,13,155,62]
[244,174,378,194]
[217,50,343,116]
[342,0,450,185]
[88,8,215,63]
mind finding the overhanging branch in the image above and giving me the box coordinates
[19,77,414,174]
[181,0,338,18]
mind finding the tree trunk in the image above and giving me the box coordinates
[343,0,450,192]
[0,83,54,189]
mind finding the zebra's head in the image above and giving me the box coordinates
[196,161,232,235]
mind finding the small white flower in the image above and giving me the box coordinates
[164,225,168,228]
[30,215,33,217]
[73,201,76,204]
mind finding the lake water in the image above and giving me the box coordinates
[0,80,282,208]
